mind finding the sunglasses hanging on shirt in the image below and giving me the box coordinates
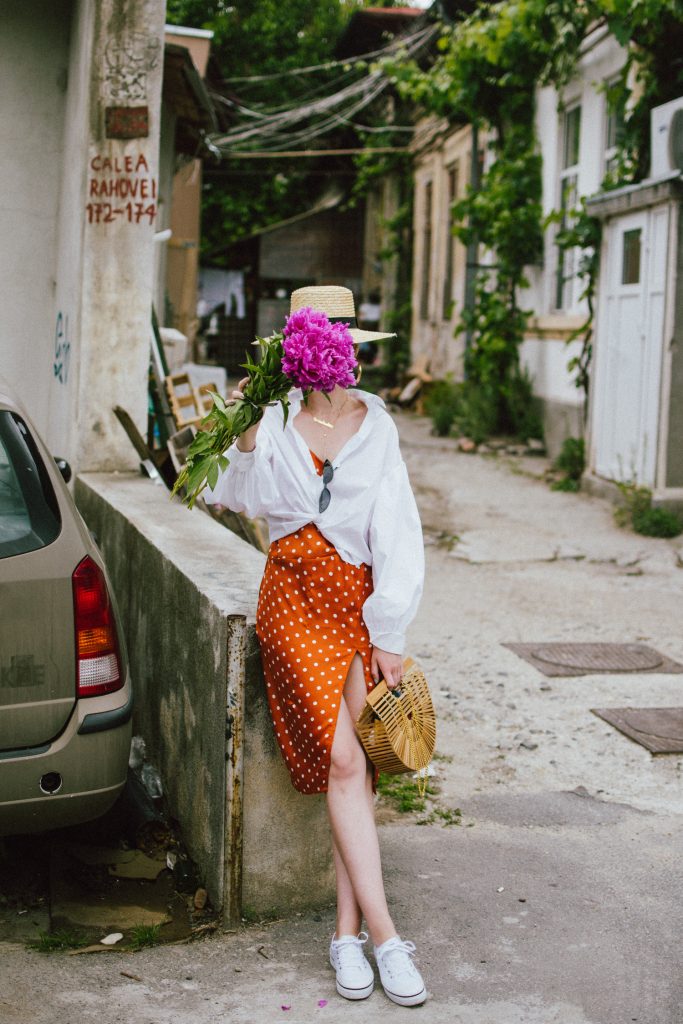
[319,459,334,513]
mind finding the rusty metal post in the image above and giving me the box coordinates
[223,614,246,928]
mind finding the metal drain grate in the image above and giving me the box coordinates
[591,707,683,754]
[503,642,683,677]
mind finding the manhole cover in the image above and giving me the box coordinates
[531,644,663,672]
[621,708,683,741]
[504,643,683,677]
[592,707,683,754]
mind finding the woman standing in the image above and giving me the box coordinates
[205,287,426,1007]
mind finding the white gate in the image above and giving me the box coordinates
[591,205,670,486]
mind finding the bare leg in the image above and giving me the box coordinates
[332,762,375,937]
[327,653,397,947]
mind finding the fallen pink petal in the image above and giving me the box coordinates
[281,1006,291,1011]
[318,999,328,1007]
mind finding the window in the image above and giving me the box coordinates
[622,228,641,285]
[0,412,60,559]
[442,164,459,320]
[419,182,433,321]
[555,104,581,311]
[604,80,626,178]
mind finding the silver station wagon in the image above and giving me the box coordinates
[0,381,132,835]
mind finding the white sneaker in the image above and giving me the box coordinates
[374,935,427,1006]
[329,930,375,1000]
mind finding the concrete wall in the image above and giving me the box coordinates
[76,0,166,473]
[0,0,167,473]
[75,473,334,918]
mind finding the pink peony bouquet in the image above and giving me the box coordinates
[173,307,358,507]
[282,307,357,392]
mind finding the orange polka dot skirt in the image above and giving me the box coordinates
[255,450,381,795]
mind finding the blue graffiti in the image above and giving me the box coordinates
[53,312,70,384]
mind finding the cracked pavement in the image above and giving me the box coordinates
[1,409,682,1024]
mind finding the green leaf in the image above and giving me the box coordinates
[206,460,219,491]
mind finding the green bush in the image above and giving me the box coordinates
[554,437,585,481]
[615,483,683,538]
[424,370,543,445]
[502,368,544,441]
[551,476,580,492]
[632,505,683,538]
[424,378,460,437]
[457,382,500,443]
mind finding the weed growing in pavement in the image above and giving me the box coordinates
[376,773,437,814]
[26,927,90,952]
[435,530,460,551]
[614,482,683,538]
[129,923,162,950]
[416,806,462,828]
[550,436,585,492]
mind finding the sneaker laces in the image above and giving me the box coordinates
[332,931,369,972]
[377,938,420,980]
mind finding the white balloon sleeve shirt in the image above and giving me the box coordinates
[204,387,424,655]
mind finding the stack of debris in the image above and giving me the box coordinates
[380,354,433,413]
[113,311,269,554]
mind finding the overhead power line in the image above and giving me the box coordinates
[210,23,437,155]
[221,23,430,84]
[225,147,409,158]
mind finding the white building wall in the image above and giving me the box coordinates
[50,0,95,462]
[0,0,72,444]
[521,26,627,452]
[410,122,472,379]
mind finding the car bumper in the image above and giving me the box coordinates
[0,677,133,836]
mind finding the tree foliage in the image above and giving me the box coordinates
[166,0,387,254]
[388,0,683,428]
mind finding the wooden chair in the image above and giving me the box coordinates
[165,372,220,429]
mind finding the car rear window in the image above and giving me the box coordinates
[0,410,61,559]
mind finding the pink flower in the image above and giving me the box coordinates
[282,307,357,393]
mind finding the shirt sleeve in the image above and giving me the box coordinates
[203,424,278,518]
[362,459,425,655]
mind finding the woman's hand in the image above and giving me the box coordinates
[229,375,250,402]
[371,646,403,689]
[231,376,261,452]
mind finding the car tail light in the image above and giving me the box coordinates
[72,556,123,697]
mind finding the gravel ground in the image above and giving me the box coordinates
[399,410,683,818]
[1,408,682,1024]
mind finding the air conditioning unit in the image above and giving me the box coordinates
[650,96,683,178]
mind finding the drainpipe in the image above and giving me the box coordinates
[223,614,246,928]
[464,120,480,371]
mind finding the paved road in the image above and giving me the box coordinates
[2,410,682,1023]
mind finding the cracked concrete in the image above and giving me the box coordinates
[1,409,682,1024]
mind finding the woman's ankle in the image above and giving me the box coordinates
[335,920,362,939]
[369,922,398,947]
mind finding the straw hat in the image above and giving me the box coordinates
[290,285,396,343]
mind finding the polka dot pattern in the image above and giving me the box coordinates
[254,450,380,795]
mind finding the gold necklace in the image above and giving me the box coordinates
[310,392,350,431]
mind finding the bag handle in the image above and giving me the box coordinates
[365,655,416,708]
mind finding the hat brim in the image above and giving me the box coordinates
[349,328,397,343]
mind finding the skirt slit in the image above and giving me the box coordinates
[255,522,380,795]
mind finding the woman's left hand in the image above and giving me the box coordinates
[371,647,403,689]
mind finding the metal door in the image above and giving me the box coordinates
[592,206,670,485]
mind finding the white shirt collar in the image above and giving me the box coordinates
[287,386,386,414]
